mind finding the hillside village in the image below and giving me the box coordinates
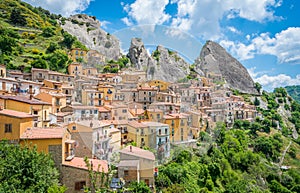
[2,1,300,192]
[0,45,259,191]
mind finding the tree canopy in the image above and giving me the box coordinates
[0,141,63,193]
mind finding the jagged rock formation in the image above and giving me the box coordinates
[128,38,192,82]
[127,38,153,71]
[195,40,258,94]
[147,45,191,82]
[60,14,121,60]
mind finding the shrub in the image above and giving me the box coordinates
[31,48,40,54]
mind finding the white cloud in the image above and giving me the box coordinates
[23,0,92,16]
[121,0,282,40]
[169,0,282,40]
[227,26,241,34]
[121,17,133,26]
[220,27,300,64]
[248,67,300,91]
[121,0,170,26]
[255,74,300,91]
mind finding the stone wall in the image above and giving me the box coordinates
[48,144,62,172]
[61,166,90,193]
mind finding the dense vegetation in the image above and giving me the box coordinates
[0,0,86,73]
[0,140,66,192]
[156,88,300,193]
[285,85,300,103]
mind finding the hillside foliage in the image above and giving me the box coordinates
[285,85,300,103]
[0,140,65,192]
[156,89,300,193]
[0,0,87,73]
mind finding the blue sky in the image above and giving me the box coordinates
[23,0,300,91]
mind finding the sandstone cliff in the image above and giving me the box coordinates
[60,14,121,61]
[195,41,258,94]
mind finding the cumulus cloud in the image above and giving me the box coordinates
[23,0,92,16]
[248,67,300,91]
[255,74,300,91]
[122,0,282,40]
[121,0,170,26]
[220,27,300,64]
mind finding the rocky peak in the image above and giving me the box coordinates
[195,40,258,94]
[148,45,191,82]
[127,37,194,82]
[60,14,121,60]
[127,38,152,70]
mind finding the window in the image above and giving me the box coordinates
[159,129,161,135]
[141,129,144,135]
[72,126,76,130]
[33,110,38,115]
[81,110,85,114]
[122,109,127,113]
[75,181,86,191]
[165,128,168,134]
[5,124,12,133]
[90,110,93,114]
[124,170,129,176]
[172,128,174,136]
[94,110,98,114]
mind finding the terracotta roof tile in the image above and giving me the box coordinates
[20,127,65,139]
[63,157,108,172]
[0,109,36,118]
[120,146,155,161]
[0,95,51,105]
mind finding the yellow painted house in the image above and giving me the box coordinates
[0,108,35,142]
[69,48,87,62]
[164,113,189,143]
[127,120,152,148]
[35,92,67,113]
[0,95,52,127]
[98,84,115,105]
[20,127,75,166]
[147,80,170,92]
[68,63,83,76]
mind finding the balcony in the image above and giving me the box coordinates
[157,132,168,137]
[55,102,62,106]
[65,149,75,161]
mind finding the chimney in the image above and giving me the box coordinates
[29,85,33,100]
[130,145,132,152]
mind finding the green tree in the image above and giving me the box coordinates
[46,42,59,53]
[255,82,262,93]
[61,32,76,49]
[254,97,260,106]
[10,8,27,26]
[42,26,56,37]
[47,50,69,71]
[127,181,151,193]
[0,141,62,192]
[31,57,48,69]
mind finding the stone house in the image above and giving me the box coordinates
[118,146,155,188]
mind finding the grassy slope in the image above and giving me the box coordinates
[0,0,85,73]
